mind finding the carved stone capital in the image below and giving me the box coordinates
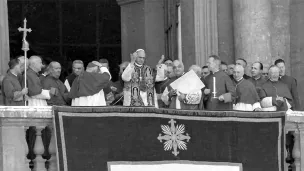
[116,0,142,6]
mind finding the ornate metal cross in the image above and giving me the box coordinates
[18,18,31,51]
[18,18,32,40]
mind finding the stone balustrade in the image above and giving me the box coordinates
[0,106,303,171]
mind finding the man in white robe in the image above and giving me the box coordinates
[121,49,158,107]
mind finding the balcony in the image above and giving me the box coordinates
[0,106,303,171]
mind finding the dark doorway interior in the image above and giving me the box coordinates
[8,0,121,81]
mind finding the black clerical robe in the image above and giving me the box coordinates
[42,75,70,106]
[205,71,236,110]
[259,80,293,111]
[2,71,24,106]
[243,74,251,79]
[248,76,267,88]
[280,75,300,110]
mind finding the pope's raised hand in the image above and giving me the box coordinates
[158,55,165,65]
[130,52,137,64]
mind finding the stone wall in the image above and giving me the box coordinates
[290,0,304,109]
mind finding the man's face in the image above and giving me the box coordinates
[262,68,269,78]
[173,61,184,77]
[276,62,285,76]
[135,51,146,65]
[207,57,216,71]
[51,63,62,79]
[233,66,244,81]
[236,60,246,68]
[164,60,173,66]
[34,58,43,72]
[221,64,228,73]
[166,66,175,78]
[14,63,22,75]
[269,67,280,81]
[251,63,262,77]
[202,68,210,78]
[73,63,84,76]
[228,64,235,75]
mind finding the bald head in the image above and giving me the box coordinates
[189,65,202,77]
[173,60,184,77]
[268,65,280,81]
[233,65,244,81]
[29,56,43,73]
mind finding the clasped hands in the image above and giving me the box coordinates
[50,87,58,96]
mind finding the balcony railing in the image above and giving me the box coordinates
[0,106,303,171]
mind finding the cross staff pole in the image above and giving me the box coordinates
[18,18,32,106]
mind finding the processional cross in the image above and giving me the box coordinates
[18,18,32,106]
[18,18,31,51]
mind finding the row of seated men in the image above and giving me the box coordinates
[0,49,300,112]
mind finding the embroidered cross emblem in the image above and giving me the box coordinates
[157,119,191,156]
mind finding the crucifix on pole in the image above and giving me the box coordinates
[18,18,32,106]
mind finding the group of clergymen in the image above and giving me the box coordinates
[0,48,300,112]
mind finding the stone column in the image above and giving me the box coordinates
[233,0,272,72]
[271,0,290,75]
[0,0,10,75]
[116,0,165,67]
[194,0,218,67]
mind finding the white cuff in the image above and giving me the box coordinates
[31,89,51,100]
[100,67,112,80]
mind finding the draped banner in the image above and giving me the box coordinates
[53,107,285,171]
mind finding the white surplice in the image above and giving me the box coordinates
[28,89,51,106]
